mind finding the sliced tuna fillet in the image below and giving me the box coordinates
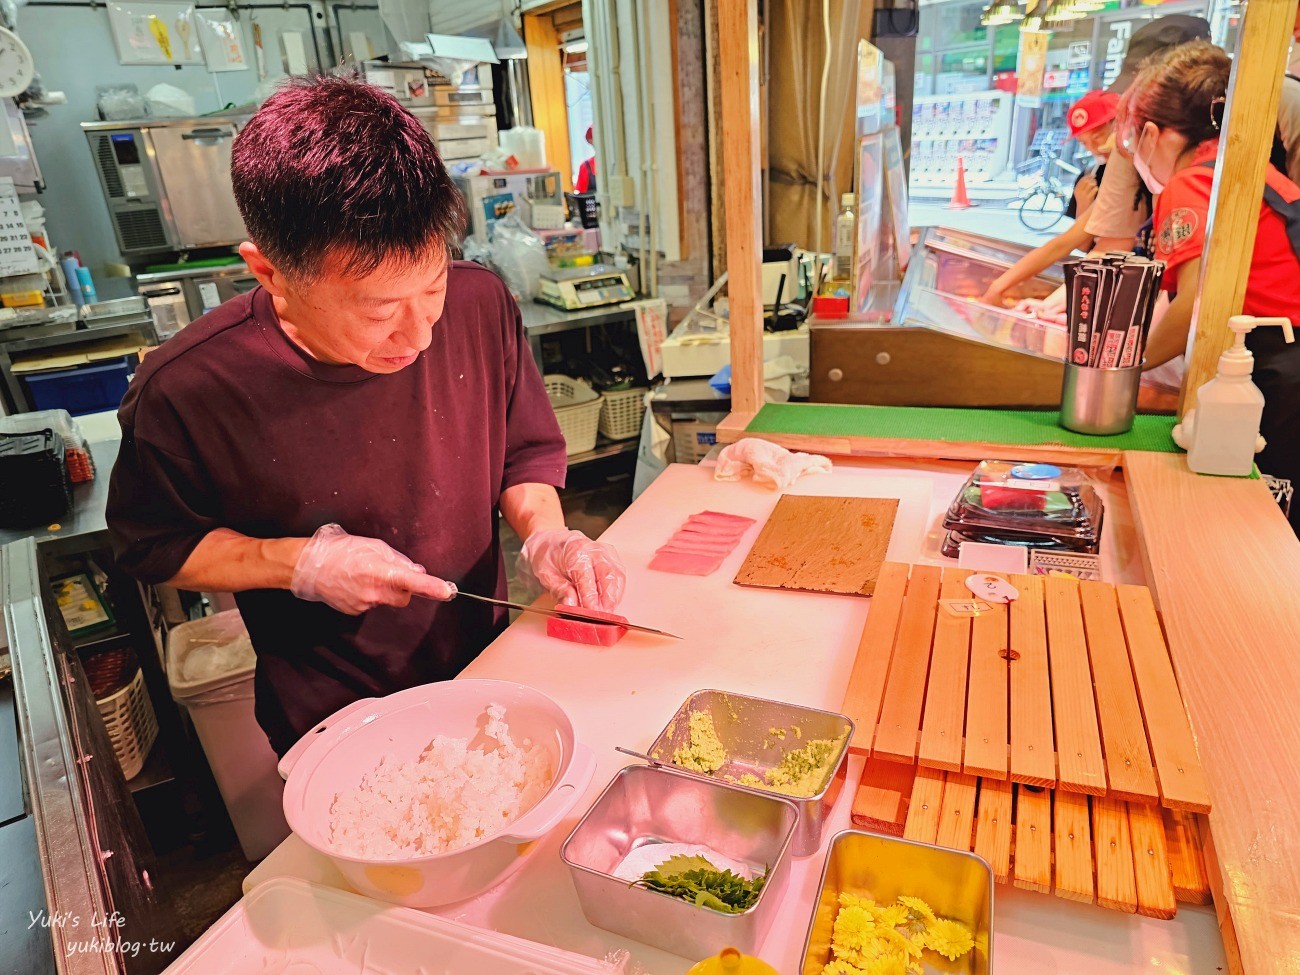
[690,511,757,527]
[681,527,754,543]
[658,536,735,554]
[545,604,628,645]
[648,550,727,575]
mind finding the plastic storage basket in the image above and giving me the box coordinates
[84,648,158,781]
[545,374,603,456]
[598,386,647,441]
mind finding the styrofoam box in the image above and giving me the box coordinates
[660,327,810,379]
[162,878,623,974]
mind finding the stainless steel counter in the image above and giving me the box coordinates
[517,300,638,373]
[0,318,156,415]
[518,300,638,335]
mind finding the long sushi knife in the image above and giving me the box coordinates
[445,590,684,640]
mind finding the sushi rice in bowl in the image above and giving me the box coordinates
[279,679,595,907]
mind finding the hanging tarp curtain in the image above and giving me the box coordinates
[766,0,875,252]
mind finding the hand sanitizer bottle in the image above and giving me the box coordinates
[1173,315,1296,476]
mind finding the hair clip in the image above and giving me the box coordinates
[1209,95,1227,132]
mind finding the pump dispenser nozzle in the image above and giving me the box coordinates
[1219,315,1295,377]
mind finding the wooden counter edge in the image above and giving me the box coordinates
[715,408,1126,468]
[1124,450,1300,975]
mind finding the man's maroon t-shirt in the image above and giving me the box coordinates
[107,262,567,755]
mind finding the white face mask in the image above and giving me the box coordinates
[1132,126,1167,195]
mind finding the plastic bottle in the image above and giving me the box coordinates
[687,947,779,975]
[1172,315,1296,476]
[60,256,84,307]
[833,193,856,281]
[75,265,97,304]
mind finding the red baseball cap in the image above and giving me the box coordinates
[1068,90,1119,137]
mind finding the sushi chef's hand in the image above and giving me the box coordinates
[290,523,456,615]
[518,528,626,611]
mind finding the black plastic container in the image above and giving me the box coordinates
[0,429,71,529]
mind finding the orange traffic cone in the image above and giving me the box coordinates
[946,156,976,210]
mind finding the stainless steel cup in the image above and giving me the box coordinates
[1059,362,1142,435]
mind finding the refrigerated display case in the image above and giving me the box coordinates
[810,226,1068,406]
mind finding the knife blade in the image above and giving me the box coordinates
[418,589,683,640]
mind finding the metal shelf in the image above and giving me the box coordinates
[567,436,638,467]
[73,629,132,655]
[127,742,174,795]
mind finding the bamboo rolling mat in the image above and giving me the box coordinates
[734,495,899,596]
[842,564,1211,813]
[851,758,1212,918]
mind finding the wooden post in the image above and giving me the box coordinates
[719,0,765,417]
[523,12,574,193]
[1179,0,1298,417]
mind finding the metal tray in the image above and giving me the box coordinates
[561,764,798,960]
[801,830,994,975]
[644,689,853,857]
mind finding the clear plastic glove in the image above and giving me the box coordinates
[1012,296,1069,326]
[714,438,833,491]
[290,523,456,615]
[517,528,626,611]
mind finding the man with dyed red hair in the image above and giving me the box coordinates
[107,77,625,755]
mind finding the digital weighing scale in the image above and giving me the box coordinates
[537,264,635,311]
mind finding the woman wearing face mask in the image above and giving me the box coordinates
[981,91,1122,308]
[1123,40,1300,522]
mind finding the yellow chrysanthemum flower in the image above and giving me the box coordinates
[876,903,910,929]
[825,891,976,975]
[860,953,910,975]
[897,895,936,921]
[921,917,977,961]
[840,892,877,911]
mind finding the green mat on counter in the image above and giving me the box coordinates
[143,256,245,273]
[745,403,1181,453]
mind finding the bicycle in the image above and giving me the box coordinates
[1014,148,1082,233]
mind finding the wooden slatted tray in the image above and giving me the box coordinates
[840,563,1212,918]
[852,758,1212,919]
[841,564,1211,813]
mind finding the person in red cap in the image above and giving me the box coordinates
[575,125,597,193]
[980,90,1118,306]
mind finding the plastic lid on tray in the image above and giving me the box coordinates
[942,459,1104,543]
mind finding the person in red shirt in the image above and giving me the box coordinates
[575,125,597,194]
[1120,41,1300,521]
[980,90,1118,306]
[107,78,627,754]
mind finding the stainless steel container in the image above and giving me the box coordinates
[801,830,994,975]
[1059,362,1143,435]
[560,764,799,960]
[644,689,854,857]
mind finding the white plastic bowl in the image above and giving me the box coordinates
[278,679,595,908]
